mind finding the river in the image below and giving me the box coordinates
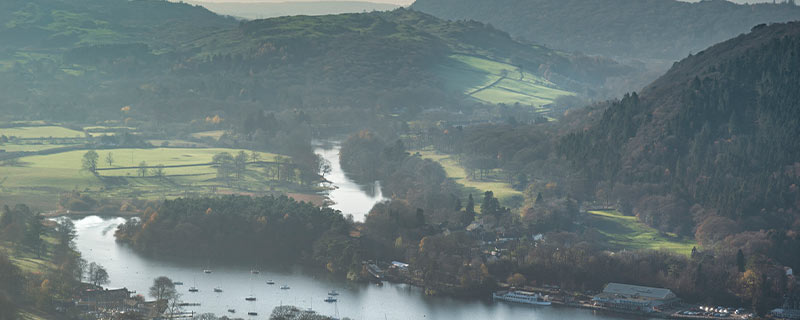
[68,143,635,319]
[314,143,385,222]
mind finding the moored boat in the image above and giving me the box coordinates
[492,290,551,306]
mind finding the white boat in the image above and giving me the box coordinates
[227,309,235,313]
[251,269,260,274]
[203,269,212,274]
[492,290,551,306]
[214,287,223,293]
[174,281,184,286]
[266,280,275,285]
[247,312,258,316]
[245,295,257,301]
[324,296,337,303]
[188,287,199,292]
[328,290,339,296]
[280,285,290,290]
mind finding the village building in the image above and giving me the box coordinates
[592,283,679,313]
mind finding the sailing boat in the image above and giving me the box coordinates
[245,274,257,301]
[214,287,223,293]
[188,277,199,292]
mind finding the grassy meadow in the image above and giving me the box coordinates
[0,126,85,139]
[0,147,294,209]
[586,210,697,255]
[415,149,522,209]
[439,54,575,107]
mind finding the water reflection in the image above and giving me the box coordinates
[314,143,385,222]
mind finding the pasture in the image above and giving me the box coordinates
[439,54,575,107]
[0,147,293,209]
[0,126,85,139]
[585,210,696,255]
[415,149,522,208]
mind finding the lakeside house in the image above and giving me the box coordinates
[592,283,679,313]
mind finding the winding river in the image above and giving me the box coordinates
[68,143,635,319]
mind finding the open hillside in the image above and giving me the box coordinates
[412,0,800,61]
[559,22,800,268]
[0,0,633,129]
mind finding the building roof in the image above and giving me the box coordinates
[602,283,676,300]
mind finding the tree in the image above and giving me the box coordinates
[250,151,261,167]
[105,152,114,167]
[466,194,475,215]
[481,191,501,216]
[24,212,43,258]
[234,151,248,180]
[416,208,425,227]
[149,276,177,302]
[212,152,235,182]
[737,249,746,273]
[138,161,148,177]
[87,262,109,286]
[154,164,165,179]
[535,192,544,205]
[82,150,99,173]
[462,194,476,227]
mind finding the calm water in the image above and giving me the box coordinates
[69,142,635,319]
[315,143,385,222]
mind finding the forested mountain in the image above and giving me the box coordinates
[0,0,631,130]
[559,21,800,266]
[411,0,800,60]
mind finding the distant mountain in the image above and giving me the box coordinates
[559,22,800,251]
[411,0,800,61]
[182,1,400,19]
[0,0,633,124]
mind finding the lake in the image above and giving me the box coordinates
[68,142,637,319]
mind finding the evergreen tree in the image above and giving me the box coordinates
[737,249,746,273]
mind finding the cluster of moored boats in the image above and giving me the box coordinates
[173,268,342,316]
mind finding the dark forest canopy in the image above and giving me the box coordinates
[114,195,365,273]
[412,0,800,60]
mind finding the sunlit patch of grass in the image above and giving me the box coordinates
[586,210,697,256]
[414,149,522,208]
[0,126,85,139]
[438,54,575,107]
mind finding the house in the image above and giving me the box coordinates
[78,288,132,309]
[592,283,679,313]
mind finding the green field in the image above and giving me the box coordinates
[0,147,293,209]
[415,149,522,208]
[586,210,696,255]
[0,126,85,139]
[439,54,575,107]
[190,130,226,140]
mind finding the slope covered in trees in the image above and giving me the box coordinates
[558,22,800,267]
[412,0,800,60]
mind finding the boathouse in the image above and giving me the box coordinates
[592,283,678,313]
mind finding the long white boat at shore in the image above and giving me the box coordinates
[492,290,552,306]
